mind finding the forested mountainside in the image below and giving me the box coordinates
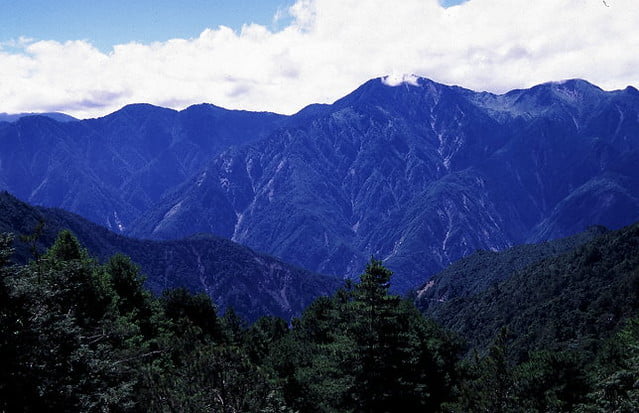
[415,225,608,311]
[418,220,639,362]
[0,103,286,232]
[0,192,339,321]
[130,77,639,290]
[2,229,638,411]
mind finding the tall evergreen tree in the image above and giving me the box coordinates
[351,258,403,412]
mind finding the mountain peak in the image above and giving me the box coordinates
[118,103,177,113]
[546,78,603,95]
[102,103,178,122]
[184,103,244,114]
[624,85,639,96]
[332,75,447,111]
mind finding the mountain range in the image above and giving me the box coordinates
[0,192,339,321]
[2,76,639,290]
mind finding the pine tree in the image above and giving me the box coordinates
[350,258,460,412]
[351,258,401,412]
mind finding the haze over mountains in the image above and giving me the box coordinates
[0,112,77,123]
[2,76,639,290]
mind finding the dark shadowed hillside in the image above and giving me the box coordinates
[419,220,639,360]
[415,225,609,311]
[0,191,339,321]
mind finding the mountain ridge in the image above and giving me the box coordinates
[0,102,289,233]
[0,112,77,123]
[128,76,639,290]
[2,76,639,290]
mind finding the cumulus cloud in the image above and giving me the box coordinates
[1,0,637,118]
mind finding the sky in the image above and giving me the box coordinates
[0,0,636,118]
[0,0,297,52]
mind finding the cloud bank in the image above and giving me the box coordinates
[1,0,637,118]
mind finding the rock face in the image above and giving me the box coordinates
[129,78,639,290]
[0,192,340,321]
[3,77,639,291]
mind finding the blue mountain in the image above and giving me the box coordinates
[0,112,77,123]
[128,77,639,290]
[0,103,286,232]
[2,77,639,291]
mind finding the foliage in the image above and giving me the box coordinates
[3,225,639,411]
[423,221,639,411]
[263,258,463,413]
[576,316,639,411]
[0,231,285,411]
[1,237,466,411]
[426,222,639,361]
[416,225,607,312]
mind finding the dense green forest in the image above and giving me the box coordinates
[423,222,639,360]
[1,229,639,411]
[415,226,608,310]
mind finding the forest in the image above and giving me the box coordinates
[1,229,638,412]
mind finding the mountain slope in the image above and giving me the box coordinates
[0,191,339,321]
[0,104,287,232]
[130,77,639,290]
[414,225,609,312]
[421,221,639,360]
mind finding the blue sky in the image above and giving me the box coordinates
[1,0,468,52]
[1,0,294,52]
[0,0,634,118]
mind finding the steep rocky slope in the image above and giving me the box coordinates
[130,78,639,290]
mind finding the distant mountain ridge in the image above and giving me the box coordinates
[2,76,639,290]
[0,112,77,123]
[0,192,340,321]
[0,103,287,232]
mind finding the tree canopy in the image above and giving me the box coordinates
[1,231,639,411]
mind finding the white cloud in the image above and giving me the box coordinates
[382,74,421,87]
[1,0,638,118]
